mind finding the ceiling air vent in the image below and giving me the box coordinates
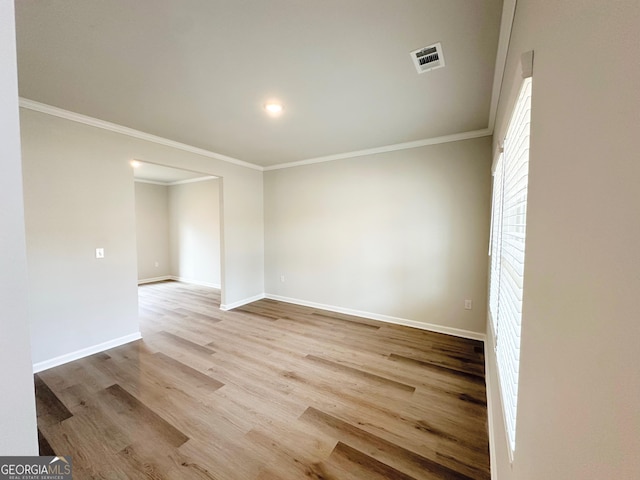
[410,42,445,74]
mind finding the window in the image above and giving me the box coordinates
[489,75,532,454]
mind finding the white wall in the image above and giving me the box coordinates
[169,179,221,287]
[21,114,141,367]
[134,182,171,281]
[487,0,640,478]
[20,109,264,367]
[264,136,492,336]
[0,0,38,454]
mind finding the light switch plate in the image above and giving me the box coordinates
[96,248,105,259]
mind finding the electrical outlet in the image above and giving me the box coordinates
[280,275,285,283]
[154,261,159,267]
[95,248,105,259]
[464,299,472,310]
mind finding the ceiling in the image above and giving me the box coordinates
[15,0,503,168]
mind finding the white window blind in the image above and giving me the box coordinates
[489,76,532,454]
[489,152,504,322]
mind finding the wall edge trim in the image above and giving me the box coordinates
[20,98,495,172]
[18,98,263,171]
[264,293,486,341]
[488,0,517,130]
[32,332,142,373]
[264,129,492,171]
[485,325,499,480]
[220,293,266,311]
[138,276,172,284]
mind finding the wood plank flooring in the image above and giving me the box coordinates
[35,281,490,479]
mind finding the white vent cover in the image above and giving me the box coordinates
[410,42,445,74]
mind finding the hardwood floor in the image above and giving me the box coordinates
[35,281,490,479]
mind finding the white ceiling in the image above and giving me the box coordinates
[15,0,503,168]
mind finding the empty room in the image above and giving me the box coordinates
[1,1,638,479]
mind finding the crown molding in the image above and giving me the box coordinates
[18,98,263,171]
[263,128,492,171]
[20,98,496,173]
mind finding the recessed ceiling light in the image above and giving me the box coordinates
[130,160,142,168]
[265,103,284,114]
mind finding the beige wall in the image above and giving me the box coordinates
[169,179,221,287]
[135,182,170,281]
[0,0,38,455]
[20,108,264,367]
[487,0,640,478]
[265,136,492,335]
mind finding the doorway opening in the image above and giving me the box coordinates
[132,161,224,304]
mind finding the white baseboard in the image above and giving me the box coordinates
[169,276,221,289]
[32,332,142,373]
[220,293,266,311]
[138,275,172,284]
[264,293,486,341]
